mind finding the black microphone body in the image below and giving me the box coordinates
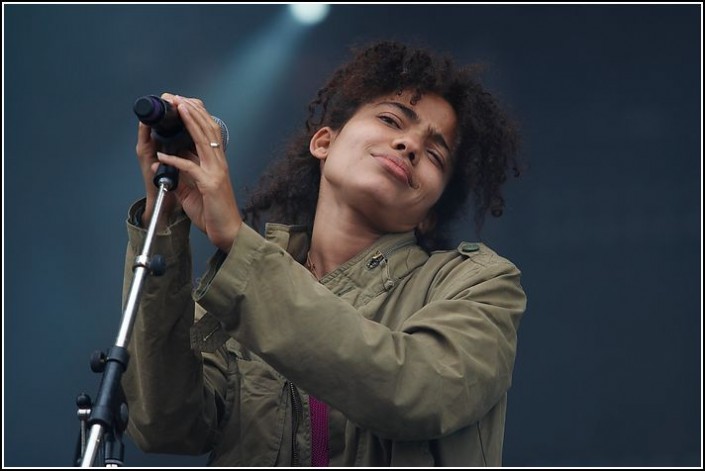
[133,95,192,155]
[133,95,229,155]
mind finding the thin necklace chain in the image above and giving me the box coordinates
[305,251,321,280]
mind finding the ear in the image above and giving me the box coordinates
[309,127,335,160]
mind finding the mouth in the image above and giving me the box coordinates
[373,154,413,187]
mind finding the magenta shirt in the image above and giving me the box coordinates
[309,395,329,466]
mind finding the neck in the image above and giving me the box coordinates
[308,195,384,279]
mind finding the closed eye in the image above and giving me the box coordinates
[379,114,401,128]
[427,150,445,169]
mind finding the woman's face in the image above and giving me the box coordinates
[310,91,457,234]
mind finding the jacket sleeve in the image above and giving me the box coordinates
[121,201,229,455]
[194,223,526,440]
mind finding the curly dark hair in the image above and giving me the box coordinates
[242,40,521,251]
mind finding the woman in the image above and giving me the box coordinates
[122,40,526,466]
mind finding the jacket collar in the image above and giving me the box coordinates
[263,223,428,304]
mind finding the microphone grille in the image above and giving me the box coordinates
[212,116,230,151]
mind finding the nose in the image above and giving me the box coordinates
[393,134,419,163]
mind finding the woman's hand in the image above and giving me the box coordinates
[135,113,180,230]
[137,93,242,252]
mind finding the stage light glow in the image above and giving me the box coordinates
[289,4,330,25]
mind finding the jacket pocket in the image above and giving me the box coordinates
[209,347,289,466]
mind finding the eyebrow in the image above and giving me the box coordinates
[377,101,451,154]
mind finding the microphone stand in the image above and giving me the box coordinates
[76,165,178,467]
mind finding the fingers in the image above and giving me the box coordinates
[161,93,204,109]
[157,149,229,199]
[179,102,223,146]
[136,122,157,156]
[156,151,199,170]
[176,102,226,171]
[137,122,151,145]
[152,93,225,177]
[158,93,221,150]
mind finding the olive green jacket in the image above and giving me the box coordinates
[122,202,526,466]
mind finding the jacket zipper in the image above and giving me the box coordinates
[288,381,302,466]
[365,239,416,269]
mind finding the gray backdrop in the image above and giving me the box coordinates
[4,4,701,467]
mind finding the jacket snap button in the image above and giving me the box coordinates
[460,242,479,253]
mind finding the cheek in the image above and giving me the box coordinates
[320,149,362,187]
[421,168,448,203]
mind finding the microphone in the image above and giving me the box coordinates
[133,95,229,154]
[133,95,230,189]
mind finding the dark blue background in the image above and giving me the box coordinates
[4,4,701,467]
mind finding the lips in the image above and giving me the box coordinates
[373,154,412,187]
